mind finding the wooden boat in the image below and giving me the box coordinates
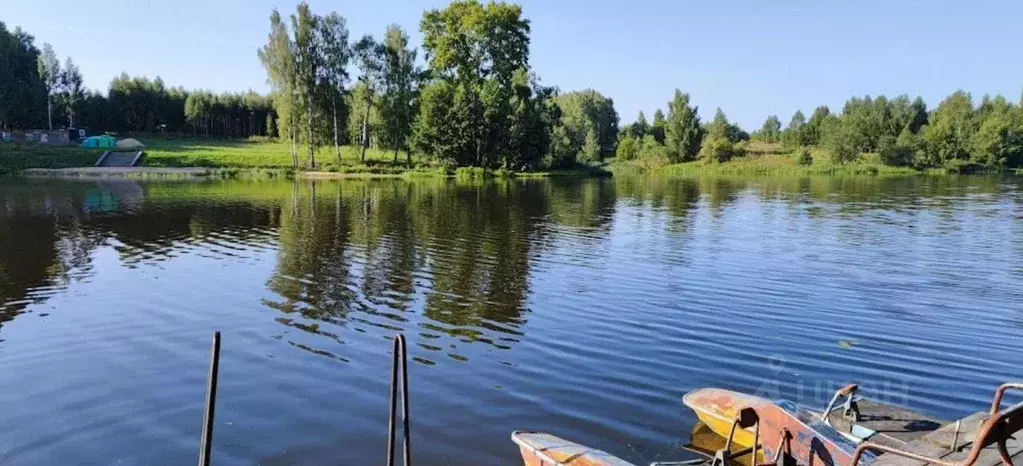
[511,431,637,466]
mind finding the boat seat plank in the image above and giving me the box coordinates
[871,440,948,466]
[918,412,989,450]
[827,400,946,446]
[940,433,1023,466]
[872,410,1023,466]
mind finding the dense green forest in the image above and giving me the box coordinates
[0,23,275,138]
[3,1,1023,172]
[618,90,1023,171]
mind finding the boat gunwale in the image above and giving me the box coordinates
[511,430,636,466]
[682,389,763,435]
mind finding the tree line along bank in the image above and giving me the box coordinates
[618,91,1023,172]
[2,1,1021,172]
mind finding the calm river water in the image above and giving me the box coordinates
[0,176,1020,465]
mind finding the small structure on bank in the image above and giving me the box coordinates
[93,137,146,167]
[0,129,75,145]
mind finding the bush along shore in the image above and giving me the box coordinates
[610,141,957,177]
[613,90,1023,176]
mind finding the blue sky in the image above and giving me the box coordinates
[6,0,1022,129]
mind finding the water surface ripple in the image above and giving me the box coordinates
[0,176,1020,465]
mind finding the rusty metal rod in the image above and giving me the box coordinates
[198,331,221,466]
[771,429,791,465]
[990,383,1023,415]
[751,421,759,466]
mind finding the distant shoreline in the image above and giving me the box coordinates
[17,166,610,180]
[3,137,1016,180]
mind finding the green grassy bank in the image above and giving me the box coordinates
[8,138,1008,179]
[0,137,608,179]
[609,142,1001,177]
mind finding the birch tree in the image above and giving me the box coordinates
[36,43,60,130]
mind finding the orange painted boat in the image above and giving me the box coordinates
[511,431,637,466]
[683,387,877,466]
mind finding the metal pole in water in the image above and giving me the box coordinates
[386,334,412,466]
[386,336,399,466]
[199,331,221,466]
[398,334,411,466]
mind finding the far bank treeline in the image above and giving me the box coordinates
[254,1,619,170]
[0,2,618,172]
[616,90,1023,172]
[3,2,1023,173]
[0,22,275,139]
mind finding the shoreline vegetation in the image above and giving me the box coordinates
[2,136,1020,180]
[0,137,611,179]
[611,141,952,177]
[612,91,1023,176]
[3,2,1023,179]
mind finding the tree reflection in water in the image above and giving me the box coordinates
[262,178,619,359]
[0,175,1014,359]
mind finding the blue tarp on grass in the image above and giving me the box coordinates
[81,135,117,148]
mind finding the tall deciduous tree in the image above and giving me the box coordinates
[553,90,619,162]
[379,25,421,165]
[805,105,831,145]
[822,116,859,164]
[664,90,703,162]
[418,0,531,168]
[920,91,976,167]
[580,127,600,162]
[886,95,927,135]
[353,35,385,163]
[0,23,45,129]
[506,70,555,169]
[317,12,351,162]
[259,9,300,166]
[971,100,1022,167]
[36,43,60,130]
[291,2,321,167]
[57,57,83,127]
[651,109,666,144]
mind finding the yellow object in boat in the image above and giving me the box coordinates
[687,421,766,463]
[682,388,773,449]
